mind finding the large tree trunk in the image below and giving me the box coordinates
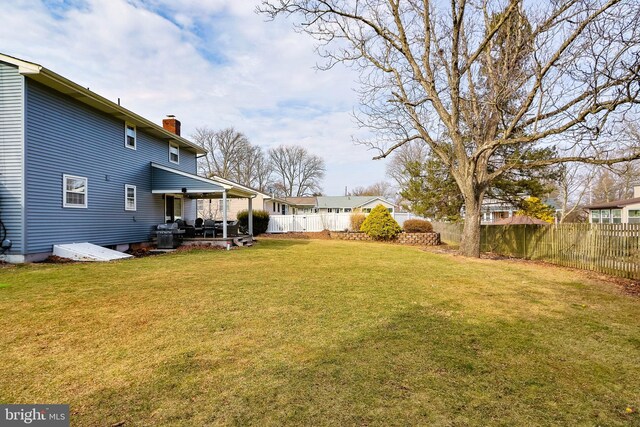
[460,192,483,258]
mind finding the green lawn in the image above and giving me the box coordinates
[0,239,639,426]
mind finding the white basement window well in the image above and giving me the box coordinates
[125,122,136,150]
[63,174,88,208]
[125,184,137,211]
[169,142,179,164]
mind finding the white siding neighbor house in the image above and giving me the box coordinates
[314,196,397,214]
[197,177,293,220]
[585,187,640,224]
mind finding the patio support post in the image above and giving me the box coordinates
[222,190,228,239]
[248,197,254,236]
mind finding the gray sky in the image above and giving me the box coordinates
[1,0,390,195]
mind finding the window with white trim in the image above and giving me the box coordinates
[629,210,640,224]
[63,174,88,208]
[612,209,622,224]
[125,123,136,149]
[125,184,136,211]
[169,142,179,164]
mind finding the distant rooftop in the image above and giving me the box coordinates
[315,196,394,209]
[584,197,640,209]
[283,197,317,206]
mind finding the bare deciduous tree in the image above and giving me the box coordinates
[260,0,640,257]
[552,162,597,223]
[386,141,430,189]
[232,144,274,192]
[193,127,273,191]
[268,145,326,197]
[588,124,640,202]
[591,163,640,202]
[349,181,397,200]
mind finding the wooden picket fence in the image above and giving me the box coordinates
[432,222,640,280]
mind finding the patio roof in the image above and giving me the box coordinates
[150,163,256,199]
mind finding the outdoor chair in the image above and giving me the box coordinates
[175,219,195,238]
[194,218,204,236]
[203,219,216,238]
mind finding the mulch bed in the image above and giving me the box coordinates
[42,255,75,264]
[127,248,160,257]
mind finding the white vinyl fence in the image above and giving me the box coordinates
[266,212,423,233]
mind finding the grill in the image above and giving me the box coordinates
[155,223,185,249]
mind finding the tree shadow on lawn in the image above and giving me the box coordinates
[78,304,637,426]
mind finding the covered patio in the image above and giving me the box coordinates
[150,163,258,245]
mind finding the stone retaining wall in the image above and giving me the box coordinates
[330,231,440,246]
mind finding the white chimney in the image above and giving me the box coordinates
[635,186,640,198]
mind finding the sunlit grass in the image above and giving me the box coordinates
[0,239,638,426]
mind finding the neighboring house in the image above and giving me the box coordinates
[284,197,318,214]
[479,198,517,224]
[0,53,256,262]
[265,196,294,215]
[315,196,397,214]
[197,176,274,220]
[197,177,292,220]
[585,187,640,224]
[477,197,559,224]
[197,193,398,220]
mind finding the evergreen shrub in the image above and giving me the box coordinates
[360,205,402,240]
[237,209,270,235]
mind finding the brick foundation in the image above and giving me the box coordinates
[329,231,440,246]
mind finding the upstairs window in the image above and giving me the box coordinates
[63,174,88,208]
[169,142,179,164]
[125,185,136,211]
[125,123,136,149]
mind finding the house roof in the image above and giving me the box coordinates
[584,197,640,209]
[283,197,317,206]
[0,52,206,156]
[151,163,256,199]
[315,196,396,209]
[491,215,550,225]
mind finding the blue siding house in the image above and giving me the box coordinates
[0,53,256,262]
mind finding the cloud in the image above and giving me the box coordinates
[0,0,391,194]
